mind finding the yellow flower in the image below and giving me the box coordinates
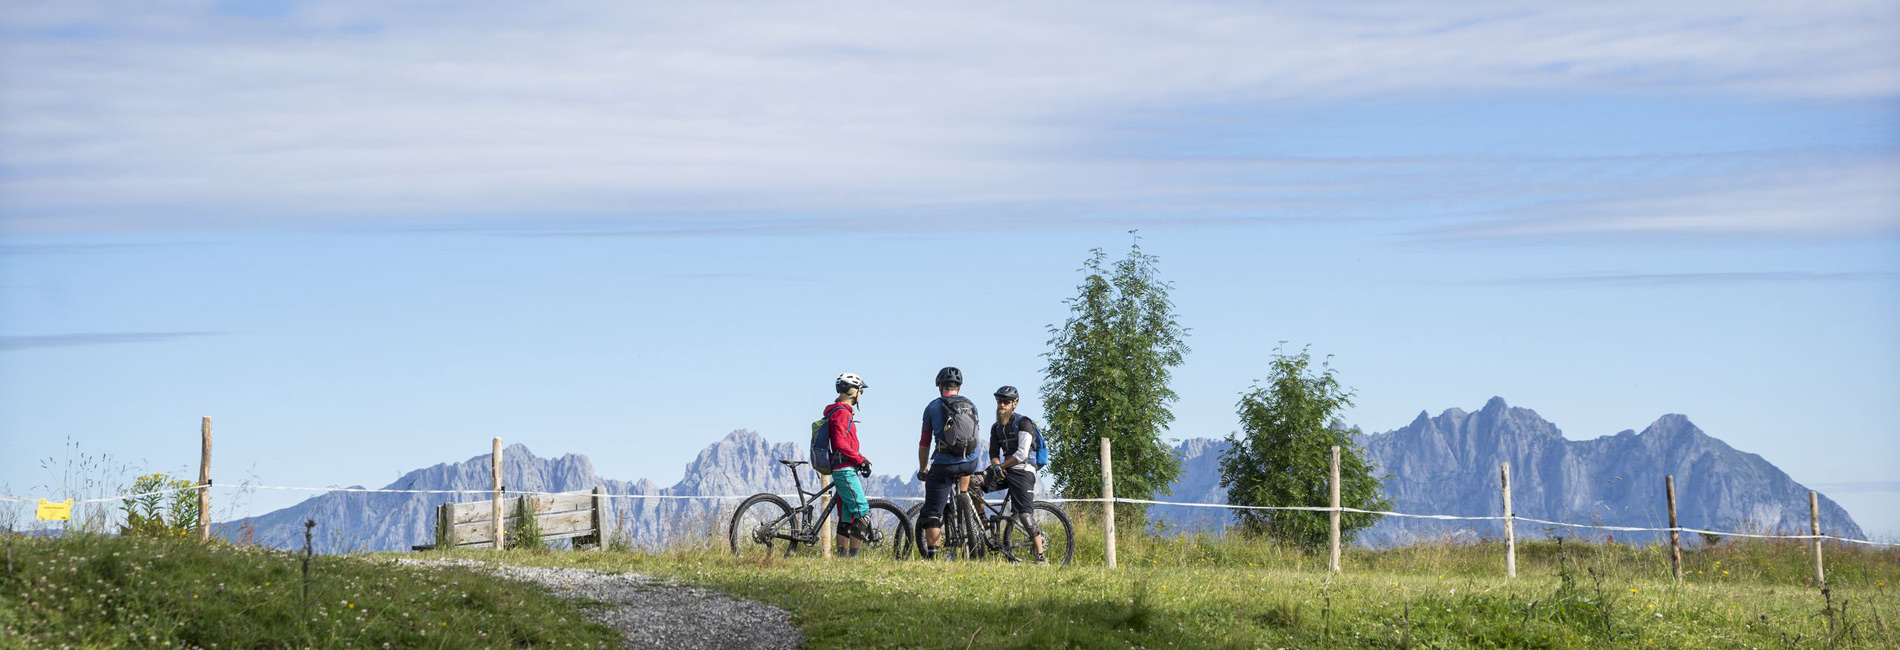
[1629,589,1639,594]
[348,603,355,609]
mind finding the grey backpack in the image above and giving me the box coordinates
[935,395,982,457]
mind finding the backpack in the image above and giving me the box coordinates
[934,395,982,457]
[810,404,845,476]
[1021,416,1048,468]
[1006,415,1047,469]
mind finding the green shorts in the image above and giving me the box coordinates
[832,468,871,524]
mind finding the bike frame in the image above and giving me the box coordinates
[766,468,840,546]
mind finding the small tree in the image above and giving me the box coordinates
[120,473,201,539]
[1218,346,1388,550]
[1042,234,1190,521]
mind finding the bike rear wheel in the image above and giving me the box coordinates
[728,493,794,558]
[1002,501,1074,565]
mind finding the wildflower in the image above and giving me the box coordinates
[1629,589,1639,594]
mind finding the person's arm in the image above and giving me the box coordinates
[1000,419,1036,470]
[829,406,866,467]
[918,405,934,475]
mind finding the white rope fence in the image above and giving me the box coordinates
[7,483,1893,548]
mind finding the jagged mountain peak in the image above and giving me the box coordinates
[1641,413,1700,436]
[1480,395,1510,413]
[1167,399,1863,546]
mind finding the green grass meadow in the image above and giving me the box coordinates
[482,512,1897,650]
[3,518,1896,649]
[0,533,619,649]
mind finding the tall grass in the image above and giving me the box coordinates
[483,503,1898,648]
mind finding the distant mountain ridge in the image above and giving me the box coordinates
[1160,397,1864,545]
[222,398,1863,552]
[218,431,922,553]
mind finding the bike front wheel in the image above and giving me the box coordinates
[858,499,913,560]
[728,493,794,558]
[1002,501,1073,565]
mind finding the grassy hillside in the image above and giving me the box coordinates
[0,533,619,649]
[456,521,1899,650]
[6,523,1894,649]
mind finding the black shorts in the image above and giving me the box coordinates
[1001,470,1037,524]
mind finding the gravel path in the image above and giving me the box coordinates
[398,559,802,650]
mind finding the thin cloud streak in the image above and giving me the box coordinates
[1419,159,1900,240]
[1467,271,1899,288]
[0,331,228,351]
[1,1,1896,235]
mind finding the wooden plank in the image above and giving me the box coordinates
[450,493,594,524]
[452,510,595,543]
[451,528,596,548]
[452,503,593,524]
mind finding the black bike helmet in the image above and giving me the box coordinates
[934,366,963,387]
[993,385,1019,402]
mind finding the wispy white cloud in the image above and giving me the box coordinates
[0,331,226,351]
[1,1,1896,234]
[1425,158,1900,239]
[1465,270,1899,287]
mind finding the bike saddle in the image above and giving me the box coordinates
[778,459,809,467]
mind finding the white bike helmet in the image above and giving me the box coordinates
[835,373,869,393]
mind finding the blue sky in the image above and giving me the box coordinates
[2,1,1897,537]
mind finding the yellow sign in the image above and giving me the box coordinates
[36,499,73,522]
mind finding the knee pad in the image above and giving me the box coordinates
[920,516,943,529]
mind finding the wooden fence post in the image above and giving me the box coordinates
[1810,491,1825,587]
[1501,462,1515,579]
[1101,437,1117,570]
[1329,446,1341,573]
[437,502,456,548]
[1666,474,1682,583]
[820,474,834,559]
[198,417,213,542]
[492,438,505,550]
[591,486,608,552]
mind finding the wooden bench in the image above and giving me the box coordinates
[427,487,610,550]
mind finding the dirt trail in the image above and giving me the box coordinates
[399,559,801,650]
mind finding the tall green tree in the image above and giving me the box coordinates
[1218,346,1389,550]
[1041,234,1189,518]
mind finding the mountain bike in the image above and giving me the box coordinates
[907,471,1073,565]
[729,459,913,559]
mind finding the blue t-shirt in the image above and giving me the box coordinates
[921,397,984,466]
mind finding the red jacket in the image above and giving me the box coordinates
[826,402,867,469]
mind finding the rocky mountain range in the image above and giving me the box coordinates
[220,397,1863,552]
[216,431,922,553]
[1158,397,1864,546]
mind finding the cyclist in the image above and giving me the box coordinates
[915,366,983,559]
[987,385,1047,564]
[828,373,874,557]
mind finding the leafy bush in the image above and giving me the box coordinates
[119,473,200,539]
